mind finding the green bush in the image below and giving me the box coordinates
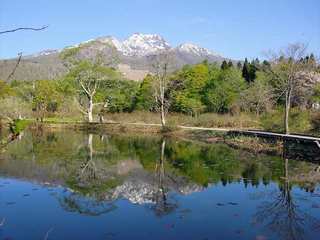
[10,119,31,134]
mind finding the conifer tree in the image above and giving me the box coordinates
[242,58,250,83]
[221,60,228,70]
[237,61,242,69]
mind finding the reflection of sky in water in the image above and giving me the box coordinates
[1,179,320,240]
[0,130,320,240]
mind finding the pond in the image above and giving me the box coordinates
[0,129,320,240]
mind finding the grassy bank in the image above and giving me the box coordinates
[42,110,319,136]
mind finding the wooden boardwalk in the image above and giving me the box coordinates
[50,121,320,148]
[178,125,320,146]
[233,130,320,144]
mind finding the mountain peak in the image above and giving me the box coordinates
[122,33,171,56]
[177,43,213,56]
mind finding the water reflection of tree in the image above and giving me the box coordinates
[68,133,120,199]
[152,139,177,216]
[77,134,98,183]
[59,192,117,216]
[59,133,118,216]
[253,158,320,240]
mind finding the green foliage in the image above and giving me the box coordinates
[100,79,139,112]
[172,92,204,115]
[242,58,257,83]
[221,60,228,70]
[0,80,14,98]
[33,80,62,116]
[203,68,245,113]
[170,63,209,115]
[10,119,31,134]
[135,74,156,111]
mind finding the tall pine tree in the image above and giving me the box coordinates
[227,60,234,68]
[237,61,242,69]
[221,60,228,70]
[242,58,250,83]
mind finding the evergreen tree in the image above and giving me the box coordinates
[221,60,228,70]
[237,61,242,69]
[242,58,250,83]
[227,60,234,68]
[262,60,270,66]
[249,60,257,82]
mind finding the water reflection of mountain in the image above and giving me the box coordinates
[0,129,320,202]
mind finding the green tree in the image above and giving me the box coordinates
[242,58,251,83]
[221,60,228,70]
[170,63,209,115]
[33,80,62,121]
[237,61,242,70]
[61,48,119,122]
[203,68,245,113]
[100,79,138,113]
[135,74,156,111]
[227,60,234,68]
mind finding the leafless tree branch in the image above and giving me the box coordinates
[0,25,48,35]
[6,52,22,82]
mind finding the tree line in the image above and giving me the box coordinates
[0,43,319,134]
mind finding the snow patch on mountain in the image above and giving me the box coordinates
[121,33,171,56]
[34,33,221,59]
[94,33,170,56]
[176,43,214,56]
[31,49,60,57]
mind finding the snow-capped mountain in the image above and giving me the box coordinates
[121,33,170,56]
[87,33,215,57]
[176,43,216,56]
[0,33,230,81]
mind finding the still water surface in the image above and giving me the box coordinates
[0,129,320,240]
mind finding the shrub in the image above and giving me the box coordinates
[9,119,31,134]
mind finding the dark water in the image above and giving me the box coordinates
[0,129,320,240]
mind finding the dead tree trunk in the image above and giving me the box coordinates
[284,88,292,134]
[88,96,93,123]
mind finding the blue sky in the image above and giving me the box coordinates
[1,0,319,60]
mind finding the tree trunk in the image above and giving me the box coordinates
[88,97,93,123]
[284,89,291,134]
[160,102,166,127]
[88,133,93,162]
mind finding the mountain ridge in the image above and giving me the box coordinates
[0,33,230,81]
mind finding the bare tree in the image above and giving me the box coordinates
[240,76,275,116]
[75,57,109,122]
[1,25,48,82]
[152,53,172,127]
[263,43,317,134]
[152,139,177,216]
[253,158,320,240]
[60,46,118,122]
